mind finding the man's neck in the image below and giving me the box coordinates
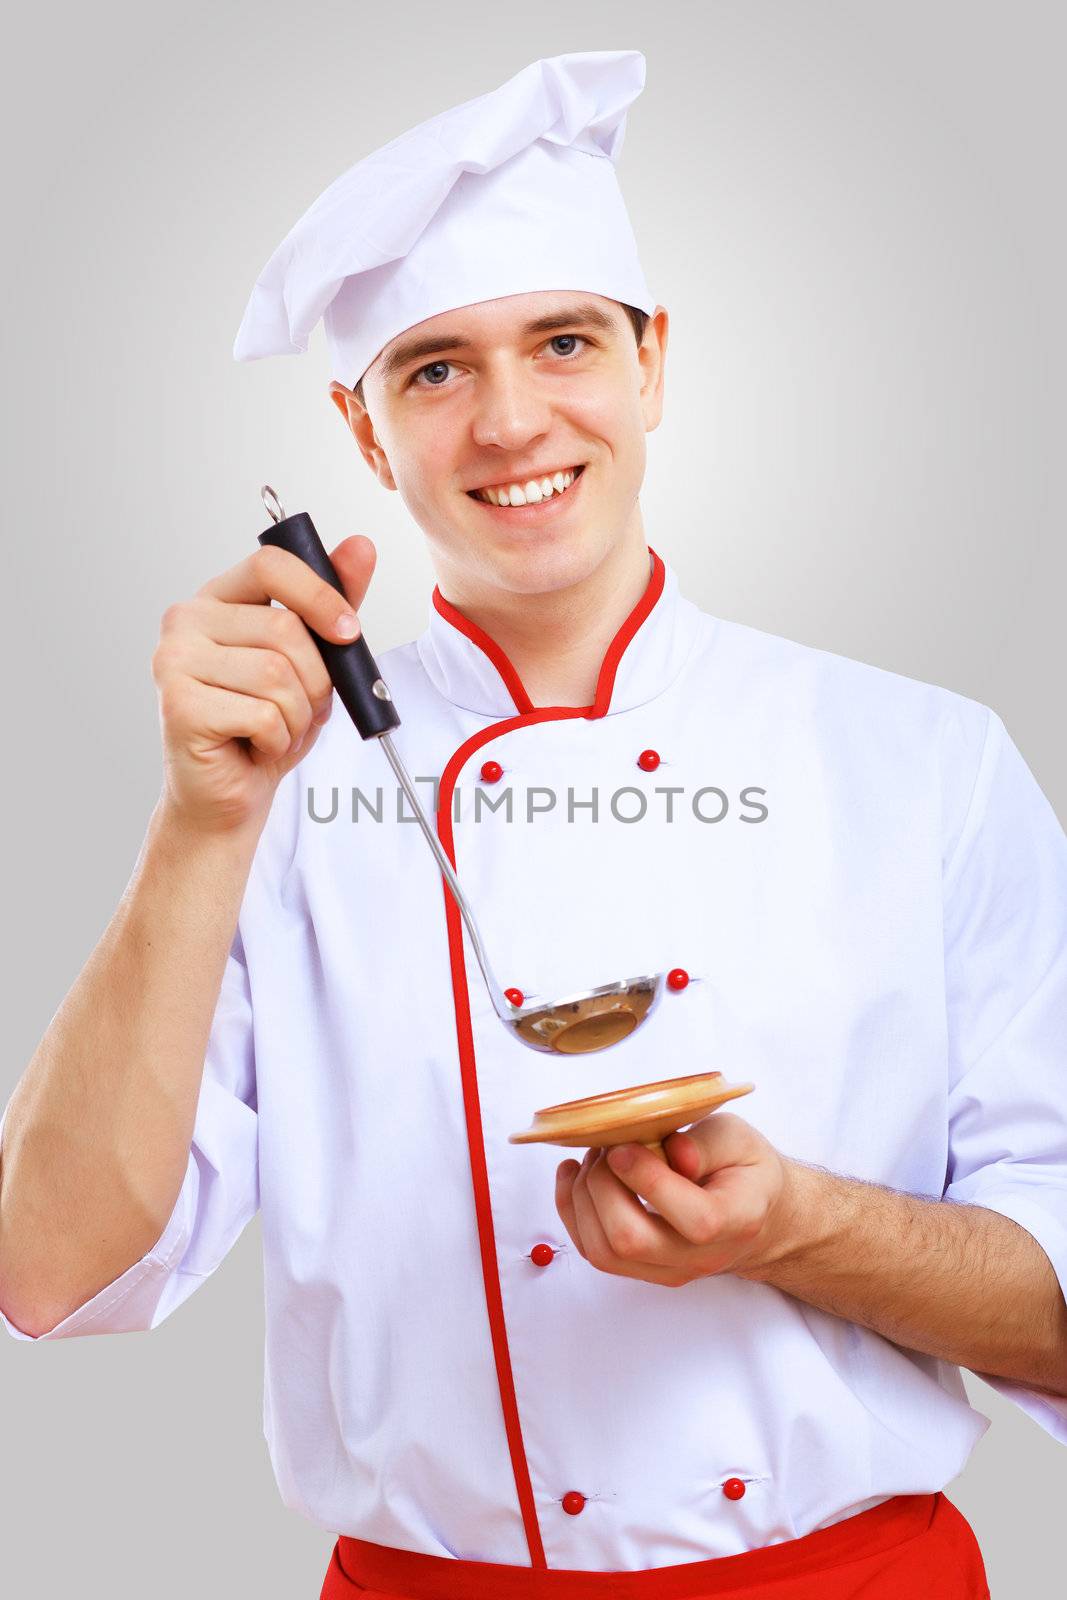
[436,530,653,708]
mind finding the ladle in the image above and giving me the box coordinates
[257,487,675,1056]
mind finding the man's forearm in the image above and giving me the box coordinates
[0,798,262,1336]
[739,1160,1067,1398]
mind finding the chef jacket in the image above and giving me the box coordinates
[4,546,1067,1571]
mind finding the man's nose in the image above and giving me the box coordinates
[469,360,554,451]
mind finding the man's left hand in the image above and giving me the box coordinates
[554,1113,798,1287]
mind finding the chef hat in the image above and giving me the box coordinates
[232,50,656,392]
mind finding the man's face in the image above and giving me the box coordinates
[330,290,668,598]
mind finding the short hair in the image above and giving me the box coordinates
[350,301,650,408]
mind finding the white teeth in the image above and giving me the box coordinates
[476,468,577,506]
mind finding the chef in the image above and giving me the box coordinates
[3,47,1066,1600]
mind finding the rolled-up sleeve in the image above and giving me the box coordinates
[941,707,1067,1441]
[0,926,259,1341]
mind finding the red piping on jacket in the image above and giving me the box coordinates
[434,548,666,1568]
[432,590,536,715]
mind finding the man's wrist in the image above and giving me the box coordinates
[151,792,266,860]
[738,1159,835,1282]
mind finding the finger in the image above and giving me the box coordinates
[572,1154,689,1285]
[585,1151,681,1265]
[569,1152,621,1266]
[170,678,296,762]
[198,539,375,645]
[569,1150,664,1273]
[193,597,335,711]
[679,1113,762,1182]
[554,1160,584,1256]
[185,639,318,747]
[676,1114,771,1222]
[330,535,378,613]
[662,1130,704,1182]
[605,1144,728,1248]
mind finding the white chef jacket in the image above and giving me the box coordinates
[4,547,1067,1571]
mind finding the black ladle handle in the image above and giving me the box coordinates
[257,510,400,740]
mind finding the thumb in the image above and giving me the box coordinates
[329,534,378,615]
[664,1129,703,1180]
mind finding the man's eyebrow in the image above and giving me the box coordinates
[377,300,619,384]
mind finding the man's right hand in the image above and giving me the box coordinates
[151,534,377,837]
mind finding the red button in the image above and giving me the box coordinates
[562,1491,586,1515]
[480,760,503,783]
[637,749,660,772]
[505,987,525,1008]
[723,1478,746,1500]
[531,1243,555,1267]
[667,968,690,991]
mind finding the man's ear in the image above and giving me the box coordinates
[328,380,352,425]
[328,381,397,490]
[639,305,668,434]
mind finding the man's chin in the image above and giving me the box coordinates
[479,529,620,599]
[429,485,629,597]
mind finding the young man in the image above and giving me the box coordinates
[2,49,1065,1600]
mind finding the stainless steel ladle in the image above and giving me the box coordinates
[258,487,670,1056]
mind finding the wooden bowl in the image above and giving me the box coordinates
[509,1070,755,1160]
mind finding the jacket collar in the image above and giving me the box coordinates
[416,546,707,720]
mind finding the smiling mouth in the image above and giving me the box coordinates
[467,464,586,507]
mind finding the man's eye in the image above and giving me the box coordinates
[547,333,588,358]
[410,360,454,389]
[409,334,589,389]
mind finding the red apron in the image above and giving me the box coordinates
[320,1491,989,1598]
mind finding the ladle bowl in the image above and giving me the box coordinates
[505,973,664,1054]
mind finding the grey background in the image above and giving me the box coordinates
[1,2,1063,1594]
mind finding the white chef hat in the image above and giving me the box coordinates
[232,50,656,392]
